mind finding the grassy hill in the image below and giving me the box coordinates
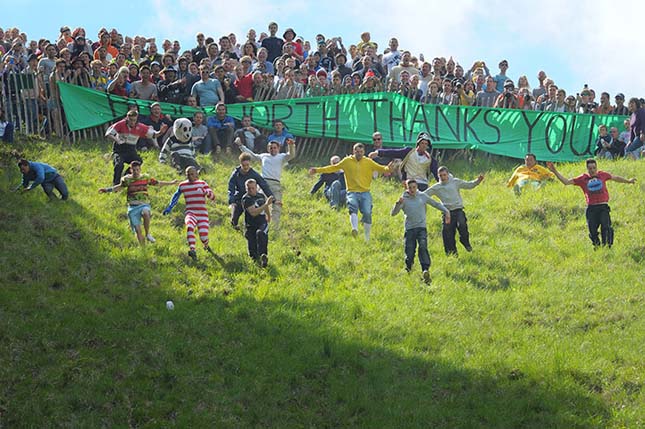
[0,138,643,428]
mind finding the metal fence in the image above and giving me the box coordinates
[1,74,461,162]
[0,71,107,144]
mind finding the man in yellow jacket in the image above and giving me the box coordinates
[507,153,554,196]
[310,143,392,241]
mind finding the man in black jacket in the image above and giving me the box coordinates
[228,152,274,229]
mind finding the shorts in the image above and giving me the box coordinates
[127,204,151,231]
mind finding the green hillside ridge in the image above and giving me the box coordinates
[0,138,643,428]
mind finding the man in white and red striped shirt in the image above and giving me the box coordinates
[163,166,215,260]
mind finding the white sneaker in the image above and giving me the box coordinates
[146,234,156,243]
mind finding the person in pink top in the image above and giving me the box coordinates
[163,166,216,260]
[547,159,636,248]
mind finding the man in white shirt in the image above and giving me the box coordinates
[235,137,296,231]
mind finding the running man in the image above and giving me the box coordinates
[228,152,274,229]
[369,131,439,190]
[309,143,392,241]
[424,166,484,255]
[242,178,275,267]
[15,159,69,200]
[99,161,177,246]
[163,166,215,260]
[391,179,450,284]
[105,109,168,185]
[506,153,554,196]
[547,159,636,248]
[236,136,296,230]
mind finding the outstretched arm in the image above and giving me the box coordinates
[546,162,573,185]
[99,183,123,193]
[610,175,637,184]
[163,187,182,215]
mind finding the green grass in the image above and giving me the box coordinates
[1,138,644,428]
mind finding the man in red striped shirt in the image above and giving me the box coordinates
[163,166,216,260]
[99,161,177,246]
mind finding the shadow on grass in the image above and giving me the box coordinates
[0,166,610,428]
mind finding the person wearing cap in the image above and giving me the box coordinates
[282,28,303,60]
[105,110,166,185]
[309,143,393,241]
[424,166,484,256]
[494,79,519,109]
[392,179,450,284]
[107,65,132,97]
[547,160,636,248]
[235,136,296,231]
[577,88,598,114]
[157,66,183,104]
[493,60,510,92]
[612,93,629,116]
[369,132,439,191]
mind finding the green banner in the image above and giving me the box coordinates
[59,82,627,161]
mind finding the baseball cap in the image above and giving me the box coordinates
[416,132,432,144]
[615,93,625,100]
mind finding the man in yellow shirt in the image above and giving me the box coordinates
[507,153,554,196]
[310,143,391,241]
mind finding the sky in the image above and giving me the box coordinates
[4,0,644,99]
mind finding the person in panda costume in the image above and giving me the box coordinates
[159,118,201,173]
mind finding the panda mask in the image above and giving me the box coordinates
[173,118,193,143]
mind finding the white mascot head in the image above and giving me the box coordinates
[173,118,193,143]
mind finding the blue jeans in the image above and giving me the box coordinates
[325,180,346,208]
[625,136,643,158]
[347,191,372,224]
[405,227,430,271]
[42,174,69,200]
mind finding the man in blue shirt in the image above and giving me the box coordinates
[267,120,294,152]
[16,159,69,200]
[206,102,236,154]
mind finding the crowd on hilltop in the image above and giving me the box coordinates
[1,23,644,158]
[2,23,643,110]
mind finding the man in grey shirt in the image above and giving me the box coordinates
[392,179,449,284]
[475,75,499,108]
[424,166,484,255]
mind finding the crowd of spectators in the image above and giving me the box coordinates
[1,23,644,157]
